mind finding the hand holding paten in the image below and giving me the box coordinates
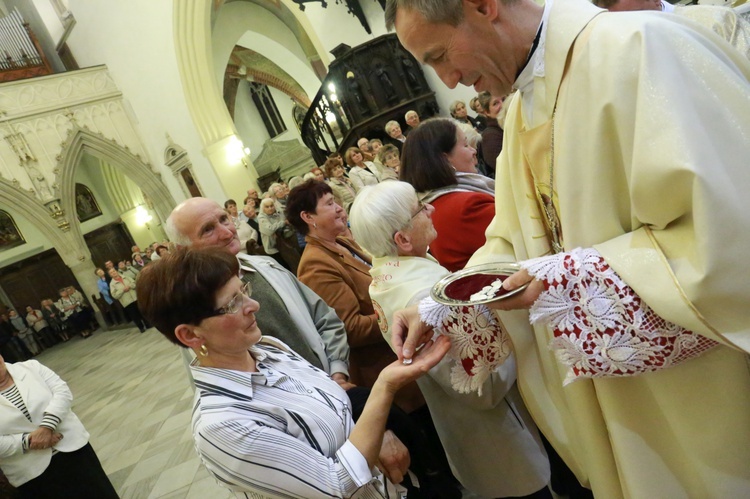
[486,268,544,311]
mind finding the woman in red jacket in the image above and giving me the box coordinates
[400,118,495,272]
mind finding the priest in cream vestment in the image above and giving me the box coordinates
[390,0,750,497]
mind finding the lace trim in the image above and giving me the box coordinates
[418,298,512,395]
[521,247,718,385]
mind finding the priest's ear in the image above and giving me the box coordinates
[465,0,499,22]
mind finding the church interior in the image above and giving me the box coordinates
[0,0,478,497]
[1,0,749,497]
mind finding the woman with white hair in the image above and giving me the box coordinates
[349,181,552,499]
[384,120,406,153]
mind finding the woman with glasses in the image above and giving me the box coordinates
[400,118,496,272]
[137,246,450,498]
[350,181,552,499]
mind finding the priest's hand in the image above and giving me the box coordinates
[486,268,544,310]
[391,305,434,364]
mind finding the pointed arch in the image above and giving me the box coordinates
[56,127,176,248]
[0,178,71,254]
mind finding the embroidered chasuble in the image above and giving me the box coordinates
[469,0,750,497]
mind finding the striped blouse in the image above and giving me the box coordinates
[189,340,392,499]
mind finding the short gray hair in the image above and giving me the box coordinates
[405,110,418,120]
[456,121,482,148]
[165,210,192,247]
[350,181,418,258]
[260,198,276,210]
[449,100,466,117]
[385,0,464,31]
[385,120,400,134]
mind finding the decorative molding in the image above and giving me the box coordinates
[56,128,175,232]
[164,134,204,198]
[0,94,149,202]
[0,67,120,120]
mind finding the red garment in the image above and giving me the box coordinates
[429,191,495,272]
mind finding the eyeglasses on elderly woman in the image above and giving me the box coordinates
[392,201,428,238]
[208,281,253,317]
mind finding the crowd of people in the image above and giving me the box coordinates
[0,286,98,363]
[0,240,175,365]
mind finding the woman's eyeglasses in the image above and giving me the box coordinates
[210,282,253,316]
[410,201,426,221]
[393,201,428,238]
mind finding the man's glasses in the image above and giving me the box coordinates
[210,282,253,317]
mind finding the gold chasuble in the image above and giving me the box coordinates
[470,0,750,497]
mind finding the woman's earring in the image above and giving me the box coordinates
[313,222,317,229]
[199,344,209,357]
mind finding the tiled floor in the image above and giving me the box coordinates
[34,325,232,499]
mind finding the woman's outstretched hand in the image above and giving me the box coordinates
[378,335,450,393]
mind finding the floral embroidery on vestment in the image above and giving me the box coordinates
[520,247,718,385]
[418,298,512,395]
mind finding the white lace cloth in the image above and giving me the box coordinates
[418,298,512,395]
[521,247,718,385]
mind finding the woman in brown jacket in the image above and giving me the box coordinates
[287,180,461,496]
[286,180,396,388]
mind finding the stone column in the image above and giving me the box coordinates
[65,256,108,330]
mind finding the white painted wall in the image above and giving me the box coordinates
[235,31,320,99]
[75,154,121,236]
[234,80,270,164]
[234,81,307,165]
[212,2,315,92]
[31,0,64,44]
[66,0,225,204]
